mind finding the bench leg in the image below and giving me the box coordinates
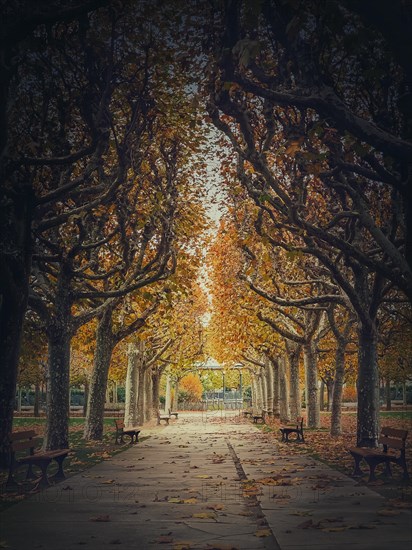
[397,458,409,480]
[365,458,380,482]
[383,461,392,478]
[35,461,52,488]
[6,465,18,490]
[350,452,364,477]
[51,455,67,481]
[25,463,37,480]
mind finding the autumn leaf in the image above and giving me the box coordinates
[172,542,193,550]
[153,535,174,544]
[254,529,271,537]
[192,512,216,520]
[377,509,401,517]
[90,515,110,522]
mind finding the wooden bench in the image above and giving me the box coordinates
[252,410,266,424]
[157,411,170,425]
[168,409,178,419]
[7,430,69,489]
[280,417,305,442]
[242,409,252,418]
[348,427,409,482]
[114,420,140,444]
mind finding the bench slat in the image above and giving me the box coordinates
[10,430,37,441]
[380,427,408,440]
[378,435,405,450]
[11,440,39,452]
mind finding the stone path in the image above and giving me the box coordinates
[1,411,411,549]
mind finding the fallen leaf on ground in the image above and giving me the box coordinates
[192,512,216,519]
[153,536,174,544]
[172,541,193,550]
[90,515,110,522]
[206,503,225,511]
[254,529,271,537]
[377,509,401,516]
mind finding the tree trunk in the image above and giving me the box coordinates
[319,380,325,411]
[279,356,290,423]
[34,382,40,417]
[304,341,320,429]
[152,368,161,419]
[165,374,172,413]
[16,386,22,413]
[124,343,139,426]
[265,361,274,414]
[330,345,345,436]
[261,369,268,410]
[356,323,380,446]
[326,382,333,412]
[251,375,258,410]
[83,380,89,417]
[84,309,115,440]
[174,380,179,411]
[44,328,71,449]
[385,377,392,411]
[286,340,301,418]
[257,370,264,412]
[272,359,280,418]
[0,185,32,466]
[136,366,146,425]
[144,368,152,422]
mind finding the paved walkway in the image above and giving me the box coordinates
[1,412,411,549]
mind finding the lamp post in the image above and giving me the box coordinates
[222,370,226,410]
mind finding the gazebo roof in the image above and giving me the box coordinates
[194,358,243,370]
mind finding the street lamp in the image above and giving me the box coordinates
[222,370,226,409]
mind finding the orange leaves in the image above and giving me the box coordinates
[180,373,203,402]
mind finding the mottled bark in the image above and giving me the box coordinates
[279,356,290,423]
[84,309,115,440]
[357,323,380,446]
[286,340,301,418]
[265,361,274,414]
[272,359,280,418]
[83,380,89,417]
[0,185,32,464]
[124,343,139,426]
[173,380,179,411]
[136,366,146,425]
[304,341,320,429]
[34,382,40,417]
[44,327,71,449]
[251,375,258,410]
[330,346,345,436]
[152,368,161,419]
[319,381,325,411]
[261,369,268,410]
[165,374,172,412]
[144,368,153,422]
[385,378,392,411]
